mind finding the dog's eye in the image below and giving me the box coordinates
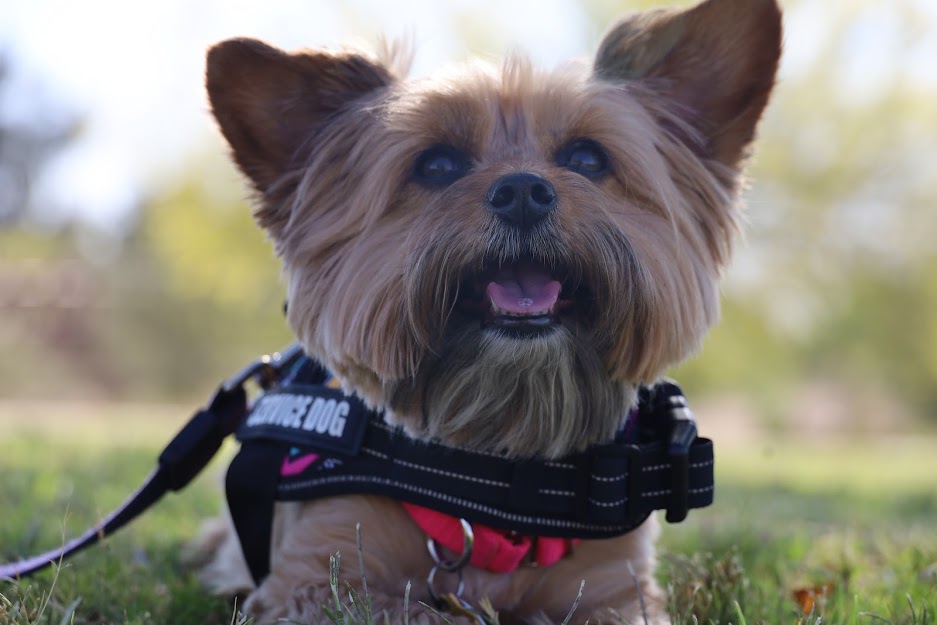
[557,140,609,178]
[413,146,470,186]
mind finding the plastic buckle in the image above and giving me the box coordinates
[661,393,697,523]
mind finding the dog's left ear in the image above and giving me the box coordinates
[594,0,782,170]
[206,39,394,226]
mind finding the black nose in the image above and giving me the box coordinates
[486,173,557,229]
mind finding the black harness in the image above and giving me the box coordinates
[226,354,714,583]
[0,344,714,586]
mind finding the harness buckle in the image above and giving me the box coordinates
[661,393,697,523]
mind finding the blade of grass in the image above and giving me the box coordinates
[560,581,585,625]
[328,552,345,625]
[732,600,747,625]
[355,523,373,625]
[56,596,81,625]
[403,580,410,625]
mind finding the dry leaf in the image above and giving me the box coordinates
[792,582,835,615]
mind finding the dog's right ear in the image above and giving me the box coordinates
[593,0,781,172]
[206,38,393,201]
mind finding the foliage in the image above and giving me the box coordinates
[669,0,937,420]
[1,0,937,424]
[0,158,292,401]
[0,54,79,226]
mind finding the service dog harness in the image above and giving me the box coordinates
[1,343,715,606]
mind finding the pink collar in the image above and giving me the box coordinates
[402,502,577,574]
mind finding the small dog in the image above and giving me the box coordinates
[196,0,781,623]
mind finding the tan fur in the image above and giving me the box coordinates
[196,0,781,622]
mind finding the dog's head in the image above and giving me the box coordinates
[206,0,781,458]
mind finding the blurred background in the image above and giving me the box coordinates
[1,0,936,441]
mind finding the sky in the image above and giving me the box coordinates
[0,0,592,232]
[2,0,936,233]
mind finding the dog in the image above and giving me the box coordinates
[194,0,781,622]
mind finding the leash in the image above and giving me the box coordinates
[0,344,304,581]
[1,342,715,591]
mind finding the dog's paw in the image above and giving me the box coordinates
[244,582,469,625]
[185,516,255,597]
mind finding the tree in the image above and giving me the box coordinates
[0,53,79,225]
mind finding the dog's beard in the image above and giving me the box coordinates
[283,177,721,460]
[378,219,654,459]
[283,189,720,459]
[389,321,635,459]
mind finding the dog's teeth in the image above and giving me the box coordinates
[488,299,555,318]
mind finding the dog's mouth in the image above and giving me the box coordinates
[457,257,586,337]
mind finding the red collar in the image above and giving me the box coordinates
[402,503,576,574]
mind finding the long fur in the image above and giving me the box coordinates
[195,0,782,622]
[281,64,731,457]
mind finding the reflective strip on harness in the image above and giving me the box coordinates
[225,376,715,584]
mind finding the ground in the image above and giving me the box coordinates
[1,400,935,625]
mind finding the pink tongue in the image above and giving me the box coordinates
[486,262,562,315]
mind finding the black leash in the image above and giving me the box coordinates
[1,343,714,586]
[0,345,303,581]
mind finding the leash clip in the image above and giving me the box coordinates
[426,518,474,605]
[223,343,305,393]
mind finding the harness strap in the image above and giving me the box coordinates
[225,440,284,583]
[226,375,715,584]
[402,502,576,573]
[1,344,715,592]
[237,408,714,535]
[0,385,247,581]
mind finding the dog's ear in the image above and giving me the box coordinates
[206,38,393,195]
[594,0,782,170]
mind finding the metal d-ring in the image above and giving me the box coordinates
[427,517,474,572]
[427,563,465,604]
[426,518,474,604]
[222,343,305,392]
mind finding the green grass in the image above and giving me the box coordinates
[1,403,936,624]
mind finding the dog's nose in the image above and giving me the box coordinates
[486,173,557,229]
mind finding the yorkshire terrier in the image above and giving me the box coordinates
[195,0,781,622]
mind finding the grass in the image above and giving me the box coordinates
[1,401,936,624]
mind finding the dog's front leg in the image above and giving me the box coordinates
[244,578,465,625]
[505,518,669,625]
[242,496,459,625]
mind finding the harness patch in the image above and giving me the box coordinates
[238,385,368,456]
